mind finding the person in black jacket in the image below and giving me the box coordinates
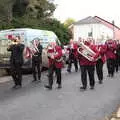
[32,41,43,82]
[67,40,78,73]
[7,36,25,89]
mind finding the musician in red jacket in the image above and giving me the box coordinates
[45,42,63,90]
[78,40,99,90]
[96,44,107,84]
[105,39,116,77]
[114,40,120,72]
[67,39,78,73]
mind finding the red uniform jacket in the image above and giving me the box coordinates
[67,43,78,59]
[97,45,107,63]
[78,44,99,66]
[48,46,63,68]
[105,44,116,60]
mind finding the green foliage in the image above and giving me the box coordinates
[12,0,29,17]
[12,0,56,19]
[43,19,71,44]
[64,18,75,28]
[0,0,15,23]
[0,0,71,45]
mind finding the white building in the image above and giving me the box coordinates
[70,16,120,44]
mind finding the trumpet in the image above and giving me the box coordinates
[7,39,18,45]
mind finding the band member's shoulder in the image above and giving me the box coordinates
[55,45,62,50]
[20,43,25,48]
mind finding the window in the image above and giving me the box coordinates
[88,32,93,37]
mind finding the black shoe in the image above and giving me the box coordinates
[111,74,114,77]
[90,86,94,90]
[80,86,86,91]
[67,69,71,73]
[12,85,17,89]
[16,85,22,89]
[38,77,41,80]
[44,85,52,90]
[32,80,37,82]
[12,85,22,89]
[107,74,110,77]
[99,80,103,84]
[38,80,41,82]
[75,69,78,72]
[57,84,62,89]
[38,78,41,82]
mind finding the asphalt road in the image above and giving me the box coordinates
[0,66,120,120]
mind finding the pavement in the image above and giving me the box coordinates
[0,66,120,120]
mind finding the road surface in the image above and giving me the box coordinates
[0,66,120,120]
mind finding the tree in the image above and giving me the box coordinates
[64,18,75,28]
[43,19,72,44]
[0,0,16,24]
[12,0,29,17]
[0,0,56,23]
[12,0,56,19]
[0,0,71,45]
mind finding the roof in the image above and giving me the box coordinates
[94,16,120,30]
[71,16,120,40]
[73,16,120,31]
[74,16,101,25]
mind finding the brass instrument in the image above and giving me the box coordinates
[77,42,96,61]
[47,45,63,62]
[7,39,19,52]
[30,40,40,56]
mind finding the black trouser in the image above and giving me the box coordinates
[96,59,103,81]
[107,59,115,76]
[115,56,119,72]
[48,65,61,87]
[32,60,41,81]
[11,63,22,86]
[67,57,78,72]
[118,56,120,67]
[80,65,95,88]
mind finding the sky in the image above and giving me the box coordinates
[53,0,120,27]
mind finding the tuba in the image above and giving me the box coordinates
[77,42,96,61]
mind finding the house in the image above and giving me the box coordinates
[69,16,120,44]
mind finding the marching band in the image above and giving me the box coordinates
[7,35,120,91]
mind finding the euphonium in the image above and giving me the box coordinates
[77,42,96,61]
